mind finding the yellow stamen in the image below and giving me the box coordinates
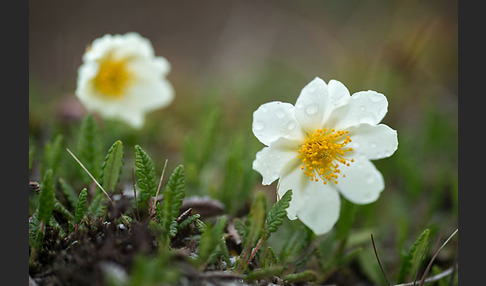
[297,128,354,184]
[93,58,132,97]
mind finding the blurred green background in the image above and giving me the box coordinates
[29,0,457,281]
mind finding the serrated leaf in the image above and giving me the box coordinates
[54,198,75,221]
[134,145,157,206]
[38,169,55,224]
[58,177,78,208]
[196,216,227,268]
[397,229,430,283]
[44,134,63,173]
[243,192,266,248]
[100,140,124,193]
[245,265,284,282]
[178,214,201,230]
[77,115,102,183]
[160,165,185,241]
[75,188,88,225]
[264,190,292,240]
[88,192,107,218]
[283,270,317,283]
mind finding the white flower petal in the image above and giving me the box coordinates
[75,33,174,129]
[347,123,398,160]
[327,90,388,130]
[294,77,330,133]
[296,182,341,235]
[338,156,384,205]
[252,102,304,146]
[253,138,300,185]
[277,163,311,220]
[328,79,351,109]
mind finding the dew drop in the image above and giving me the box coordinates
[275,107,286,119]
[305,105,318,115]
[254,121,265,131]
[287,121,296,131]
[365,175,375,184]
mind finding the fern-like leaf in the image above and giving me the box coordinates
[54,198,75,221]
[100,140,124,193]
[243,192,266,248]
[58,177,78,208]
[88,192,106,218]
[43,134,63,173]
[397,229,430,283]
[178,214,201,230]
[38,169,55,224]
[196,216,227,269]
[264,189,292,240]
[77,115,102,183]
[75,188,88,225]
[134,145,157,206]
[160,165,185,241]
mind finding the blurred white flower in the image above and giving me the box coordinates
[252,77,398,235]
[75,32,174,129]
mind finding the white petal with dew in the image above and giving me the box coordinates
[327,90,388,130]
[252,101,303,146]
[337,155,384,205]
[327,79,351,111]
[294,77,330,133]
[253,138,300,185]
[296,182,341,235]
[347,123,398,160]
[277,162,311,220]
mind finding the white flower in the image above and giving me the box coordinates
[252,77,398,235]
[75,32,174,129]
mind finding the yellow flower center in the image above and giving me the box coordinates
[297,128,354,184]
[93,58,132,97]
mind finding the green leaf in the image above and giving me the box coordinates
[160,165,185,241]
[75,188,88,225]
[245,265,284,282]
[77,115,102,183]
[336,198,357,240]
[243,192,266,249]
[54,198,75,221]
[88,192,107,218]
[178,214,201,230]
[43,134,64,174]
[264,190,292,240]
[100,140,124,193]
[283,270,317,283]
[58,177,78,208]
[38,169,55,224]
[397,229,431,283]
[134,145,157,206]
[196,216,227,268]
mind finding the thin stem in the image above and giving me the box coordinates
[131,168,141,222]
[66,148,112,203]
[371,234,391,285]
[152,159,168,216]
[419,229,458,286]
[393,264,457,286]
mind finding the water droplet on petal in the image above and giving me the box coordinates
[275,107,286,119]
[254,121,265,131]
[305,105,318,115]
[287,121,296,131]
[365,175,375,184]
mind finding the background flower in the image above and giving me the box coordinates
[252,77,398,235]
[75,32,174,129]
